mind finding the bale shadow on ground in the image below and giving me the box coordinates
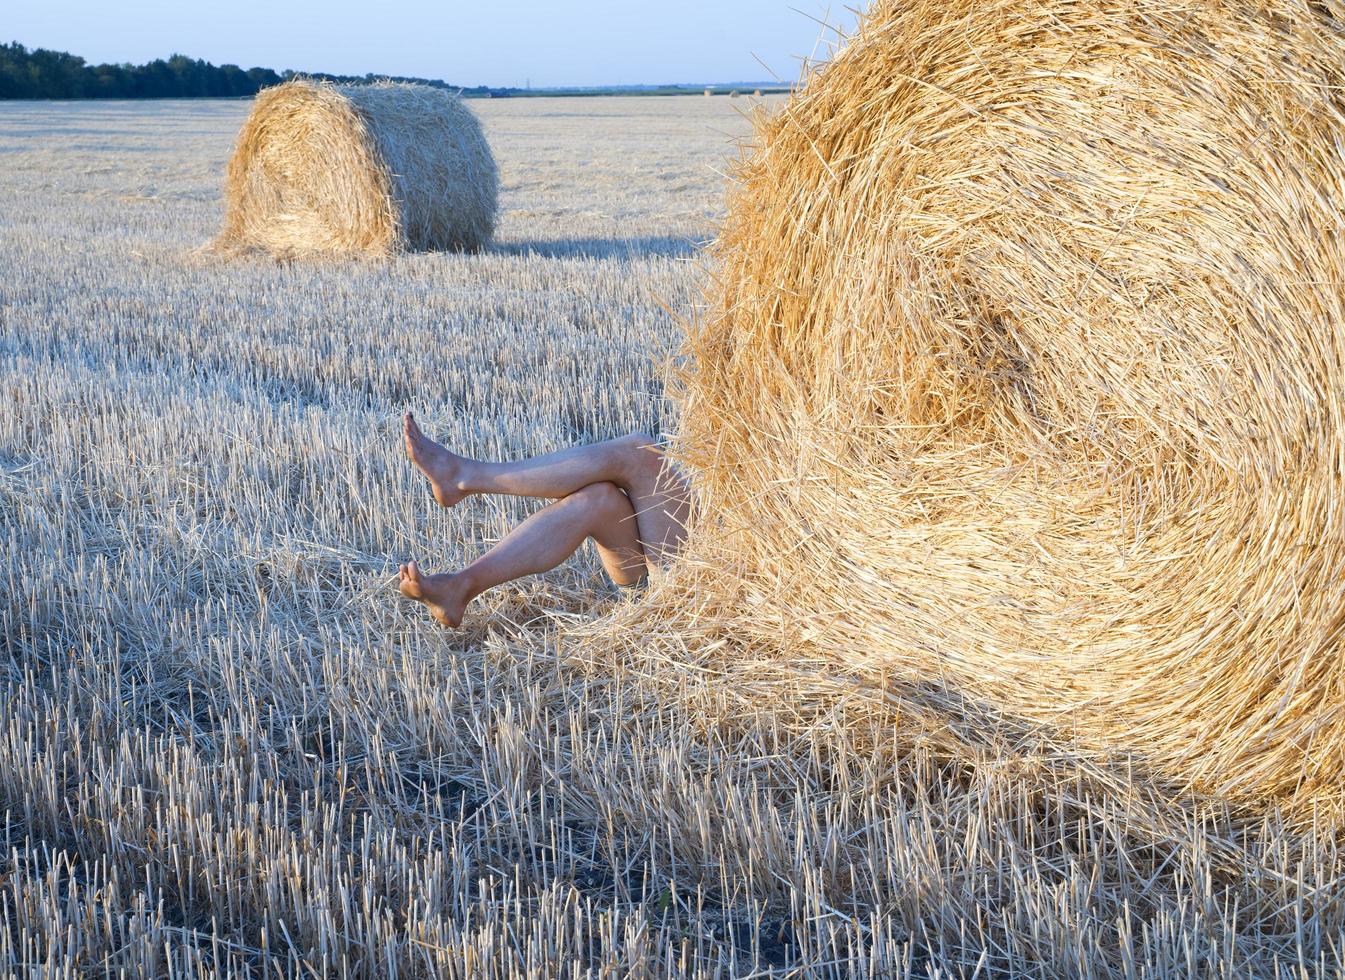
[494,235,699,260]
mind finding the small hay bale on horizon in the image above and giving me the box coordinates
[213,79,497,258]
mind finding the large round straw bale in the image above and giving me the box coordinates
[214,80,497,257]
[676,0,1345,816]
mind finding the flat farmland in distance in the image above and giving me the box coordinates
[2,96,1341,978]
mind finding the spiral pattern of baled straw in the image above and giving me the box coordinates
[665,0,1345,819]
[215,79,497,258]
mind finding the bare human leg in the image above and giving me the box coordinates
[404,412,691,565]
[398,481,646,627]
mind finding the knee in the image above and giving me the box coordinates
[572,480,631,516]
[616,431,662,479]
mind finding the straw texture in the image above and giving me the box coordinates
[661,0,1345,818]
[215,80,497,257]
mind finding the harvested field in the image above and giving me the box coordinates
[0,87,1342,978]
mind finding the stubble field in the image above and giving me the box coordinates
[1,96,1342,978]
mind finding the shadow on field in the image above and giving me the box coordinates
[495,235,700,260]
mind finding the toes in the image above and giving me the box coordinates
[399,561,424,598]
[404,414,424,449]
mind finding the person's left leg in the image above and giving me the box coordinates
[398,481,646,628]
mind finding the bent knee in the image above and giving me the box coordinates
[617,431,662,480]
[572,480,631,515]
[622,430,657,449]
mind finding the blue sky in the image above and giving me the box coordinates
[7,1,863,88]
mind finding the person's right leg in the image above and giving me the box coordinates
[398,481,646,628]
[404,413,691,565]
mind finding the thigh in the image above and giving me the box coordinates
[584,483,649,586]
[627,455,692,568]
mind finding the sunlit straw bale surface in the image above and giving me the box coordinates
[0,84,1342,976]
[655,0,1345,821]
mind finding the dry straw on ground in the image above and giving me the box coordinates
[639,0,1345,821]
[214,80,497,257]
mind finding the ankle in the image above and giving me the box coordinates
[455,460,483,495]
[452,568,484,603]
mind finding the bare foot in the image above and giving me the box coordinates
[398,561,471,628]
[404,412,470,508]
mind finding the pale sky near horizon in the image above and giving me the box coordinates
[6,2,863,89]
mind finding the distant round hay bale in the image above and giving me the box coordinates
[676,0,1345,816]
[214,80,497,257]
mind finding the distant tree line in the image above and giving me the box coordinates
[0,44,281,98]
[0,42,506,99]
